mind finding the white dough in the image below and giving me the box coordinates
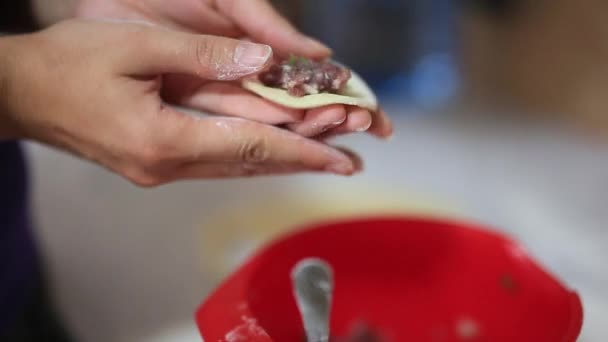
[242,69,378,111]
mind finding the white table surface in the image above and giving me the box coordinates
[28,105,607,341]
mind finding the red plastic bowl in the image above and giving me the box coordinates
[195,216,583,342]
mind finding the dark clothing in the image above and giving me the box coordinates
[0,141,72,341]
[1,269,73,341]
[0,0,37,33]
[0,141,38,331]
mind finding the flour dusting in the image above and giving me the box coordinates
[456,317,480,340]
[223,316,271,342]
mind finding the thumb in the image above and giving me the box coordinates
[123,27,273,80]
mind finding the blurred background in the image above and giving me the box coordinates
[28,0,608,341]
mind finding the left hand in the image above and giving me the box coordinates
[36,0,393,139]
[2,19,362,183]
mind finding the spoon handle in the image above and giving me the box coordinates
[292,258,334,342]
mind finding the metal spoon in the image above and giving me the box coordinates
[291,258,334,342]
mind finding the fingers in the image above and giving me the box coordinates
[167,113,357,174]
[195,118,355,173]
[122,26,272,80]
[368,108,394,138]
[171,81,305,124]
[122,111,360,186]
[169,143,363,180]
[286,104,347,137]
[335,147,364,173]
[171,162,325,180]
[314,107,394,140]
[341,107,374,133]
[214,0,331,59]
[150,1,242,37]
[172,145,364,180]
[316,107,373,139]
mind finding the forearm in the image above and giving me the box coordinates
[0,35,26,140]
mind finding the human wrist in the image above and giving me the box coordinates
[0,35,32,140]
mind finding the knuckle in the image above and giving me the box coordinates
[238,137,270,163]
[125,132,178,186]
[134,144,164,170]
[124,168,163,188]
[192,37,214,71]
[129,131,175,170]
[190,36,237,79]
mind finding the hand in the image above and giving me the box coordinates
[62,0,394,139]
[1,19,360,185]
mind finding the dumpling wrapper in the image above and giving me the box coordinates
[242,69,378,111]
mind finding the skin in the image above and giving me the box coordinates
[32,0,394,138]
[0,19,363,186]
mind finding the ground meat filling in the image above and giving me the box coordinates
[259,56,352,97]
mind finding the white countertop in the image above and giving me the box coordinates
[28,106,608,341]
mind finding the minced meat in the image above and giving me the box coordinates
[259,56,351,97]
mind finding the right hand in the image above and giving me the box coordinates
[0,19,361,186]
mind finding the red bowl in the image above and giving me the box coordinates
[195,216,583,342]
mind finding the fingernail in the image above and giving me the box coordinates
[320,117,346,133]
[373,131,393,141]
[383,126,395,140]
[356,120,373,132]
[326,162,354,175]
[234,42,273,68]
[331,116,347,126]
